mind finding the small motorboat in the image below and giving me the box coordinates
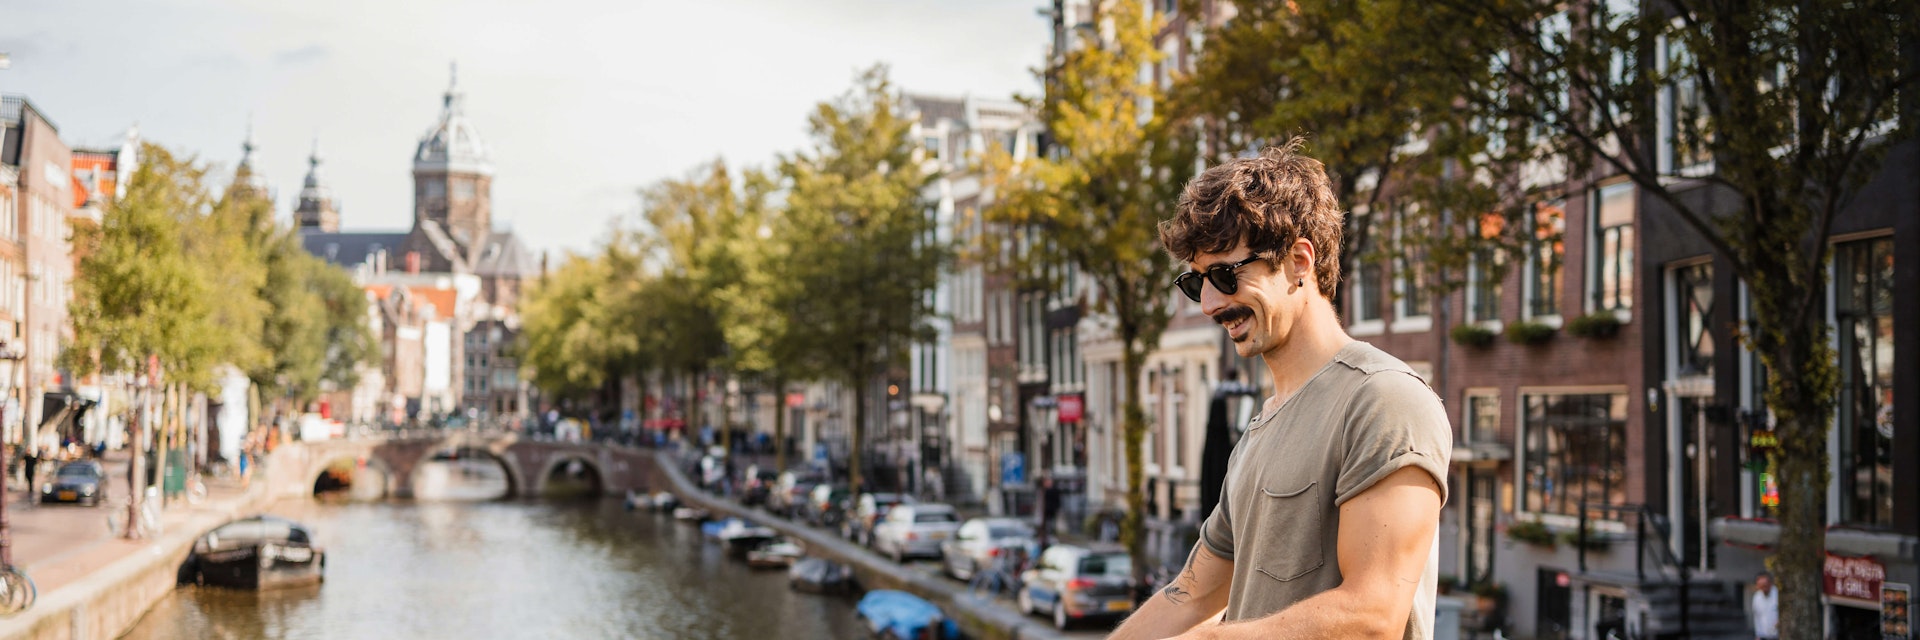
[703,518,778,557]
[624,490,647,511]
[745,539,803,569]
[856,590,958,640]
[788,557,855,594]
[649,491,680,511]
[183,515,326,590]
[673,506,710,522]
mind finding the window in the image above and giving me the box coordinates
[1662,36,1713,172]
[1393,205,1430,325]
[1467,212,1506,323]
[1466,392,1500,444]
[1835,237,1893,527]
[453,181,475,200]
[1525,200,1565,319]
[1673,262,1715,378]
[425,182,446,199]
[1589,183,1635,312]
[924,136,942,160]
[1521,393,1628,518]
[1350,213,1384,325]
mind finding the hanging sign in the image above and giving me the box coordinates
[1824,553,1886,603]
[1058,394,1083,423]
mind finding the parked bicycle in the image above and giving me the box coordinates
[0,564,34,615]
[107,487,164,539]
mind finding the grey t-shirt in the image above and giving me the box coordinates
[1199,341,1452,638]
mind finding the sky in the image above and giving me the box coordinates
[0,0,1050,256]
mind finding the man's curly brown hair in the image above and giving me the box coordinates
[1158,139,1345,297]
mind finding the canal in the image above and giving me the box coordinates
[121,459,868,639]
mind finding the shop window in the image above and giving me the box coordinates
[1521,393,1628,518]
[1836,237,1893,527]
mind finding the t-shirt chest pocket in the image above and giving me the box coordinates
[1242,468,1328,583]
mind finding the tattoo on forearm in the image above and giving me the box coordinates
[1161,547,1203,605]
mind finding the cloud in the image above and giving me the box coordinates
[273,44,331,67]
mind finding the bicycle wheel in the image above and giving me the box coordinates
[187,480,208,504]
[0,566,37,615]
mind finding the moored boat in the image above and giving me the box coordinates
[184,515,325,590]
[745,538,803,569]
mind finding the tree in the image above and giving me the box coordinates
[980,0,1195,594]
[68,143,223,389]
[777,65,946,498]
[520,254,627,402]
[1416,1,1919,634]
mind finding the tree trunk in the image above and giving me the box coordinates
[721,373,733,455]
[1120,342,1149,600]
[774,375,788,473]
[851,373,868,504]
[125,385,147,539]
[1761,306,1837,640]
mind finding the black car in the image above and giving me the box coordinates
[42,460,107,506]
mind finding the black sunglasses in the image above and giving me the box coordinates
[1173,256,1264,302]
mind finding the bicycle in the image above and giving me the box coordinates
[107,488,164,539]
[0,564,36,615]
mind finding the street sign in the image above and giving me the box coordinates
[1058,394,1083,423]
[1001,452,1025,486]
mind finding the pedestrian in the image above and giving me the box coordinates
[1108,142,1452,639]
[22,449,38,505]
[1751,571,1778,640]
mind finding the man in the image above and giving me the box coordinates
[1750,572,1778,640]
[1109,142,1451,639]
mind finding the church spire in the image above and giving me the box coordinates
[235,118,270,197]
[443,61,463,115]
[295,135,339,232]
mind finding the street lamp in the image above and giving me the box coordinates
[0,341,24,566]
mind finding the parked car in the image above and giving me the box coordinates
[940,517,1036,581]
[804,483,851,527]
[41,460,107,506]
[843,492,911,545]
[871,503,961,563]
[1018,544,1135,630]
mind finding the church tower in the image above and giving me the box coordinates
[234,123,272,200]
[411,63,493,267]
[293,139,340,232]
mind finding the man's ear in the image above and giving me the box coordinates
[1291,238,1317,284]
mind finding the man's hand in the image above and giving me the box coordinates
[1105,543,1233,640]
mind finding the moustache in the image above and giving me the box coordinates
[1212,306,1253,326]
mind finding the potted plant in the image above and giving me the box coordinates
[1504,518,1556,548]
[1566,311,1624,339]
[1560,524,1612,551]
[1505,320,1557,346]
[1450,323,1498,348]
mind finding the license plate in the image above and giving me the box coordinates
[1105,600,1132,612]
[58,491,75,501]
[929,532,946,540]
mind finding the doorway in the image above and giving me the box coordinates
[1536,568,1572,640]
[1464,469,1496,585]
[1678,397,1716,571]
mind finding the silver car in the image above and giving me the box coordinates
[870,503,961,563]
[939,517,1035,581]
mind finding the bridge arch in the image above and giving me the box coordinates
[529,452,607,498]
[307,450,397,499]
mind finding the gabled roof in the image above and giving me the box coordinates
[473,231,535,278]
[304,231,409,268]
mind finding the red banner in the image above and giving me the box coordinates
[787,393,806,408]
[1058,394,1084,423]
[1824,553,1886,602]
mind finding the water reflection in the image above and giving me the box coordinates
[411,459,511,501]
[125,497,866,639]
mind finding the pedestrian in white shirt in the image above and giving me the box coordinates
[1751,571,1778,640]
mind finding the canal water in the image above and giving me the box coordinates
[122,460,867,639]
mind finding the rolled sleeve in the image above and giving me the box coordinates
[1334,371,1453,507]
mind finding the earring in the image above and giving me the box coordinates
[1296,278,1304,288]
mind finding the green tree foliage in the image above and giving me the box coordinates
[1412,1,1919,633]
[69,144,223,390]
[777,65,947,497]
[980,0,1194,592]
[520,254,625,402]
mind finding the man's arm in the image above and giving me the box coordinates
[1106,542,1234,640]
[1172,465,1443,639]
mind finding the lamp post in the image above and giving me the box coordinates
[0,341,24,565]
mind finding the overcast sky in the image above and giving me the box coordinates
[1,0,1049,255]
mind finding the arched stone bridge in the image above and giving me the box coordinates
[265,431,668,499]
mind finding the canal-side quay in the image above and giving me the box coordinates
[650,450,1070,640]
[0,452,277,640]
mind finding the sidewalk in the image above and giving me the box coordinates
[1,451,266,624]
